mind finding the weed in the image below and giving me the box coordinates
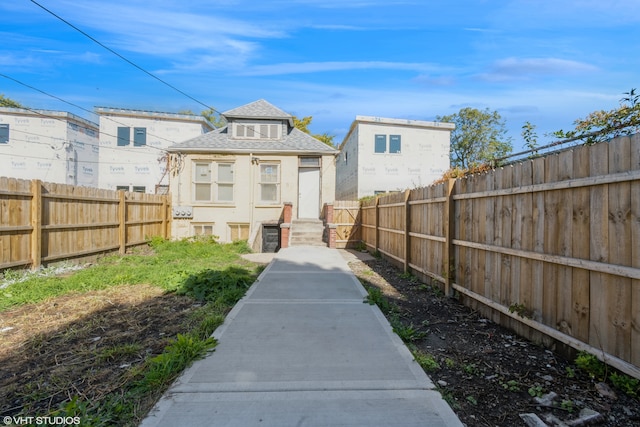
[610,372,639,397]
[399,271,416,282]
[575,351,606,380]
[354,241,367,251]
[462,363,479,376]
[560,399,574,413]
[391,317,427,342]
[508,302,532,319]
[444,358,456,369]
[500,379,521,392]
[177,267,254,304]
[565,366,576,379]
[528,384,545,398]
[363,287,392,314]
[466,395,478,405]
[439,388,460,410]
[413,351,440,372]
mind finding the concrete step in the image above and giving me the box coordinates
[290,219,325,246]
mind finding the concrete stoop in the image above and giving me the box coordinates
[289,219,325,246]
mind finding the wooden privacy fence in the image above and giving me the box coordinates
[0,178,171,270]
[352,134,640,379]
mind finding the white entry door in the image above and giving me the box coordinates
[298,168,320,218]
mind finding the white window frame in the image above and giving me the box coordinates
[192,222,215,237]
[192,161,235,203]
[234,121,281,140]
[259,163,280,204]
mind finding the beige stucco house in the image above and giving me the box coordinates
[167,99,338,247]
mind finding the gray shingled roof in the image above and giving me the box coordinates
[222,99,293,126]
[168,99,337,154]
[168,125,337,154]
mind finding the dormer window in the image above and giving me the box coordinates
[234,121,281,139]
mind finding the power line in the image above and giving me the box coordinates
[29,0,219,114]
[27,1,271,140]
[0,73,185,149]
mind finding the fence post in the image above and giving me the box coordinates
[162,195,169,239]
[119,190,126,254]
[30,179,42,270]
[444,178,456,297]
[374,197,380,254]
[404,189,411,273]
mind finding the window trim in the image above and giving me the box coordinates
[192,161,235,204]
[234,121,281,140]
[0,123,9,143]
[389,134,401,154]
[374,134,387,153]
[117,127,130,146]
[258,162,280,204]
[133,127,147,147]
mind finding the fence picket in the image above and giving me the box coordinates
[0,178,169,269]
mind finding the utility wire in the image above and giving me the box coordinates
[0,73,188,149]
[29,0,218,114]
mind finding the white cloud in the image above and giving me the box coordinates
[477,57,599,82]
[241,61,442,76]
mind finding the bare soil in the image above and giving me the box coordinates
[0,284,201,421]
[346,253,640,427]
[1,253,639,427]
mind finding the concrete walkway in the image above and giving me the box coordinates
[140,246,463,427]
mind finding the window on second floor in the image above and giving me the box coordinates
[234,122,280,139]
[117,127,130,146]
[374,134,386,153]
[117,126,147,146]
[0,124,9,143]
[133,127,147,146]
[389,134,401,153]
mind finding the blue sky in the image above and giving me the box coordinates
[2,0,639,151]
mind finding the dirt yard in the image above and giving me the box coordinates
[345,251,640,427]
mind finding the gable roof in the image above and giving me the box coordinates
[222,99,294,127]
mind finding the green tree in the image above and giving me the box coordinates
[178,108,226,128]
[292,115,335,147]
[551,88,640,144]
[437,107,512,168]
[521,121,539,156]
[0,94,24,108]
[200,108,226,128]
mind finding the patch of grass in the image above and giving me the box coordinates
[99,343,144,362]
[1,237,261,426]
[0,238,258,312]
[133,333,217,394]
